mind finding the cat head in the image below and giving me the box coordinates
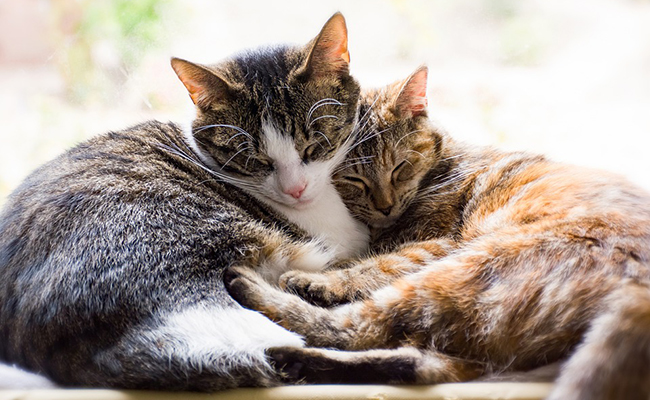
[334,66,443,228]
[171,13,359,210]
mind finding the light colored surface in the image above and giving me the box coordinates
[0,383,554,400]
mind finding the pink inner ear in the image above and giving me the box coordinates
[171,60,207,106]
[307,13,351,75]
[322,38,350,71]
[321,13,349,64]
[182,79,207,106]
[330,37,350,64]
[397,68,429,117]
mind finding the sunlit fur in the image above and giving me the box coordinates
[226,68,650,399]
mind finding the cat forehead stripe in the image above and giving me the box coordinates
[261,120,300,163]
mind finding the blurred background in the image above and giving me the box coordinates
[1,0,650,205]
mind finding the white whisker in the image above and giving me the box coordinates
[415,165,485,202]
[314,131,332,148]
[395,129,424,147]
[157,135,260,193]
[347,127,391,153]
[227,132,253,145]
[195,124,255,144]
[356,95,380,129]
[406,149,426,159]
[221,146,252,170]
[333,157,375,174]
[307,114,339,129]
[306,98,344,127]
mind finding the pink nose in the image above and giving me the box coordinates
[284,183,307,199]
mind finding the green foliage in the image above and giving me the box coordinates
[81,0,170,67]
[54,0,174,103]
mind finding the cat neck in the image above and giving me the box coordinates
[254,182,370,259]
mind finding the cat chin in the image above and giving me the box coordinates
[369,216,398,229]
[291,198,315,209]
[254,192,314,211]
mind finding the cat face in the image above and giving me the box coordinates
[335,67,442,228]
[172,13,359,210]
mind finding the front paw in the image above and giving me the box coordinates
[279,271,351,307]
[224,266,272,312]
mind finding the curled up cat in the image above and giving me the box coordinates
[0,13,370,390]
[225,66,650,400]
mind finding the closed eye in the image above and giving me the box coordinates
[302,142,322,162]
[392,160,416,183]
[339,175,370,192]
[243,156,274,174]
[303,136,335,163]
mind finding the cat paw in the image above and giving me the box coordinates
[267,347,309,384]
[267,346,340,384]
[279,270,350,307]
[224,266,272,311]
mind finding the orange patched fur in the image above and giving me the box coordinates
[225,67,650,400]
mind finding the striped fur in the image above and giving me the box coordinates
[226,67,650,399]
[0,14,367,391]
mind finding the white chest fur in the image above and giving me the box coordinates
[266,182,370,259]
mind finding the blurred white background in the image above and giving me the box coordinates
[1,0,650,205]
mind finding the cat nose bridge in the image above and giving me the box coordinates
[372,189,394,215]
[276,161,308,199]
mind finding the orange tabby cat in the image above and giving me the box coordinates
[225,67,650,400]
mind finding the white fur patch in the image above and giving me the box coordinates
[0,363,55,389]
[371,285,402,309]
[182,121,219,169]
[261,121,301,166]
[259,121,310,206]
[258,239,336,283]
[256,120,370,259]
[269,182,370,259]
[151,305,304,373]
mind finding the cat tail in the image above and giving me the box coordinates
[548,280,650,400]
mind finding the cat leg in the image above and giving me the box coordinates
[547,281,650,400]
[268,346,483,385]
[280,237,455,306]
[225,255,467,351]
[246,230,337,284]
[225,265,365,349]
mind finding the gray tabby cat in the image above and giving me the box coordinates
[0,13,368,390]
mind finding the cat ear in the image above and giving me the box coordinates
[171,57,232,109]
[301,12,351,78]
[394,65,429,118]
